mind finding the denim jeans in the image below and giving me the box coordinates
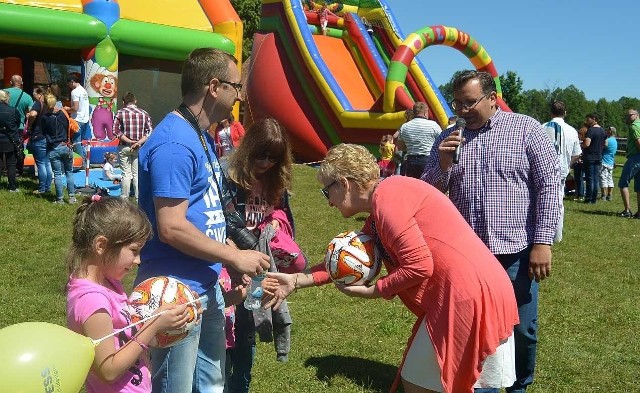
[573,163,584,197]
[404,154,428,179]
[71,121,90,163]
[32,138,52,193]
[618,153,640,192]
[495,246,538,393]
[583,160,601,203]
[48,144,75,201]
[150,283,226,393]
[226,304,256,393]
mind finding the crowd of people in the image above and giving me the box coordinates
[3,50,640,393]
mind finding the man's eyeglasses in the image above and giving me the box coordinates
[450,92,490,111]
[254,153,278,164]
[627,113,638,117]
[218,79,243,96]
[321,180,337,199]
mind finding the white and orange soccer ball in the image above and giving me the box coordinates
[128,276,200,348]
[324,231,382,286]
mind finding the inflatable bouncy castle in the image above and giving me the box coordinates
[0,0,243,163]
[245,0,511,161]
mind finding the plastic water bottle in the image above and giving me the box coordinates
[243,274,265,311]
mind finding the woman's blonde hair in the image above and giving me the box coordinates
[67,196,152,278]
[318,144,378,190]
[0,90,9,103]
[43,93,57,110]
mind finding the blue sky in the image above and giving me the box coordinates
[390,0,634,102]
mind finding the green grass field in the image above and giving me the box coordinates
[0,164,638,392]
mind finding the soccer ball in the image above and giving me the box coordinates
[128,276,200,348]
[324,231,382,286]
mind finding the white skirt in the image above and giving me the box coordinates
[401,317,516,391]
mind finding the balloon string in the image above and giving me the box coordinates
[91,295,207,346]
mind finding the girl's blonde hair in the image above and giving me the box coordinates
[318,144,378,190]
[67,196,152,278]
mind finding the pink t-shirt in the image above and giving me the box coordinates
[67,277,151,393]
[219,267,236,349]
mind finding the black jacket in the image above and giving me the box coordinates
[0,102,20,144]
[41,109,69,146]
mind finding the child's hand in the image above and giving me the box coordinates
[259,277,280,308]
[151,303,190,333]
[224,284,247,307]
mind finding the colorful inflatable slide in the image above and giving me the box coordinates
[245,0,510,162]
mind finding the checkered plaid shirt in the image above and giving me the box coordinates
[113,104,153,141]
[421,109,561,254]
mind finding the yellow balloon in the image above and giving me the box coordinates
[0,322,95,393]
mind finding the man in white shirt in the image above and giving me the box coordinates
[65,74,91,163]
[542,101,581,242]
[393,101,442,178]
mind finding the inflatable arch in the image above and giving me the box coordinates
[245,0,511,162]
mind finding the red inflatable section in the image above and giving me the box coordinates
[245,33,328,162]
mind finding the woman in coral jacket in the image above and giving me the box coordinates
[269,144,519,393]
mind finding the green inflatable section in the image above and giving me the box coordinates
[0,3,107,48]
[110,19,236,61]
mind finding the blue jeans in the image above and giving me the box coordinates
[226,304,256,393]
[48,144,75,201]
[71,121,90,163]
[495,246,538,393]
[404,154,428,179]
[150,283,226,393]
[32,138,52,193]
[573,163,584,197]
[583,160,601,203]
[618,153,640,192]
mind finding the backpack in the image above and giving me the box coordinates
[544,121,562,154]
[59,108,80,137]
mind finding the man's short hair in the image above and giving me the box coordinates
[181,48,237,97]
[452,70,496,95]
[412,101,429,117]
[550,101,566,117]
[586,112,600,122]
[67,74,81,83]
[123,92,136,104]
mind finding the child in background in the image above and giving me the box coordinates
[66,195,190,393]
[378,134,396,178]
[103,152,122,182]
[318,3,330,35]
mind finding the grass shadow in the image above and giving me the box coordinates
[304,355,397,392]
[576,209,623,217]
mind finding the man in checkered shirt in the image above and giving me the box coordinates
[422,70,561,393]
[113,92,153,201]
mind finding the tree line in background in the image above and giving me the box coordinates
[439,70,640,137]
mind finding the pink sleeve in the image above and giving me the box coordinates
[373,190,434,300]
[70,291,113,326]
[309,263,332,286]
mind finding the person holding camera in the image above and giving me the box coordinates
[135,48,271,393]
[224,118,304,392]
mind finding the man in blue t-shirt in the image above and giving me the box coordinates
[136,48,270,393]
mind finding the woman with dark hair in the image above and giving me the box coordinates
[0,90,21,192]
[28,87,53,195]
[224,118,304,392]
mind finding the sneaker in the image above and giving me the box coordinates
[633,212,640,220]
[68,197,78,204]
[601,195,607,201]
[619,210,632,218]
[606,195,611,201]
[52,200,66,205]
[9,188,20,193]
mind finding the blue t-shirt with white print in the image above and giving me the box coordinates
[136,113,226,295]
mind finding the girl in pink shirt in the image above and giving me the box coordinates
[269,144,519,393]
[66,195,191,393]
